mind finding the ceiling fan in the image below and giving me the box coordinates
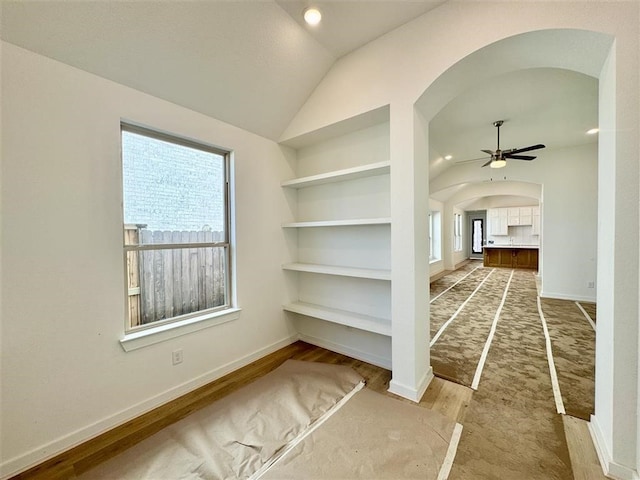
[481,120,545,168]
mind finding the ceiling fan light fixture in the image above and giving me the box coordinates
[303,7,322,25]
[490,159,507,169]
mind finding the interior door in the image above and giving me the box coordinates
[471,218,484,255]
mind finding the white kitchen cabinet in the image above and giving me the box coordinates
[519,207,533,226]
[532,206,541,235]
[507,207,521,226]
[488,208,508,235]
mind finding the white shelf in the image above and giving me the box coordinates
[281,161,390,189]
[283,301,391,337]
[282,217,391,228]
[280,105,390,149]
[282,262,391,281]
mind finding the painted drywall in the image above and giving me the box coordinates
[0,43,296,477]
[283,2,638,474]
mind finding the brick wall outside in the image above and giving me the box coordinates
[122,131,225,231]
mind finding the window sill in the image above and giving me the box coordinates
[120,308,241,352]
[429,258,441,265]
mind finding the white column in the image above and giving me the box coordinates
[591,40,640,478]
[388,102,431,401]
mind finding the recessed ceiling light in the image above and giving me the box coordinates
[303,7,322,25]
[586,128,599,135]
[444,155,453,160]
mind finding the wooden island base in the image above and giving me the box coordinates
[483,246,538,270]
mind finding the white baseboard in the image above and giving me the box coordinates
[297,333,392,370]
[540,291,596,303]
[388,366,434,403]
[589,415,640,480]
[0,334,300,480]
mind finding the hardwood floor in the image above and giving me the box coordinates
[12,340,603,480]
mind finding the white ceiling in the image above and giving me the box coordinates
[0,0,443,140]
[429,68,599,180]
[1,1,599,185]
[274,1,444,58]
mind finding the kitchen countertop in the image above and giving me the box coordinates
[483,244,539,249]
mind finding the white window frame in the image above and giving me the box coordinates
[119,122,239,351]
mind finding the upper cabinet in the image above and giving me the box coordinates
[532,206,541,235]
[488,208,508,235]
[488,205,540,236]
[507,207,532,226]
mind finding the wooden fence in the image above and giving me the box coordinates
[126,227,227,327]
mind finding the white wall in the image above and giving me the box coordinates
[1,43,296,477]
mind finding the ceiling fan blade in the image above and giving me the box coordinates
[481,149,495,155]
[481,158,493,167]
[508,144,546,155]
[505,155,536,160]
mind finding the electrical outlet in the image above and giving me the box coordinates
[172,349,183,365]
[588,281,595,289]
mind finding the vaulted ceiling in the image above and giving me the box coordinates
[0,1,443,140]
[1,1,599,183]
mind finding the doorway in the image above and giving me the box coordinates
[468,211,486,260]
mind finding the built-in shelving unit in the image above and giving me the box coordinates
[281,109,391,342]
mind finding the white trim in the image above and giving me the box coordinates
[575,301,596,331]
[470,269,514,390]
[589,416,640,480]
[437,423,464,480]
[540,291,596,303]
[430,265,482,304]
[0,334,300,479]
[388,366,434,403]
[297,333,391,370]
[431,269,495,347]
[120,308,242,351]
[536,296,565,414]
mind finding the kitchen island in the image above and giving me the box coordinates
[483,245,539,270]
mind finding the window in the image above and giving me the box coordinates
[121,123,233,334]
[454,213,463,252]
[429,213,434,259]
[430,211,442,262]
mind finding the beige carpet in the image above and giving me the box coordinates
[430,267,512,386]
[80,360,460,479]
[541,298,596,420]
[448,270,574,479]
[430,260,484,298]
